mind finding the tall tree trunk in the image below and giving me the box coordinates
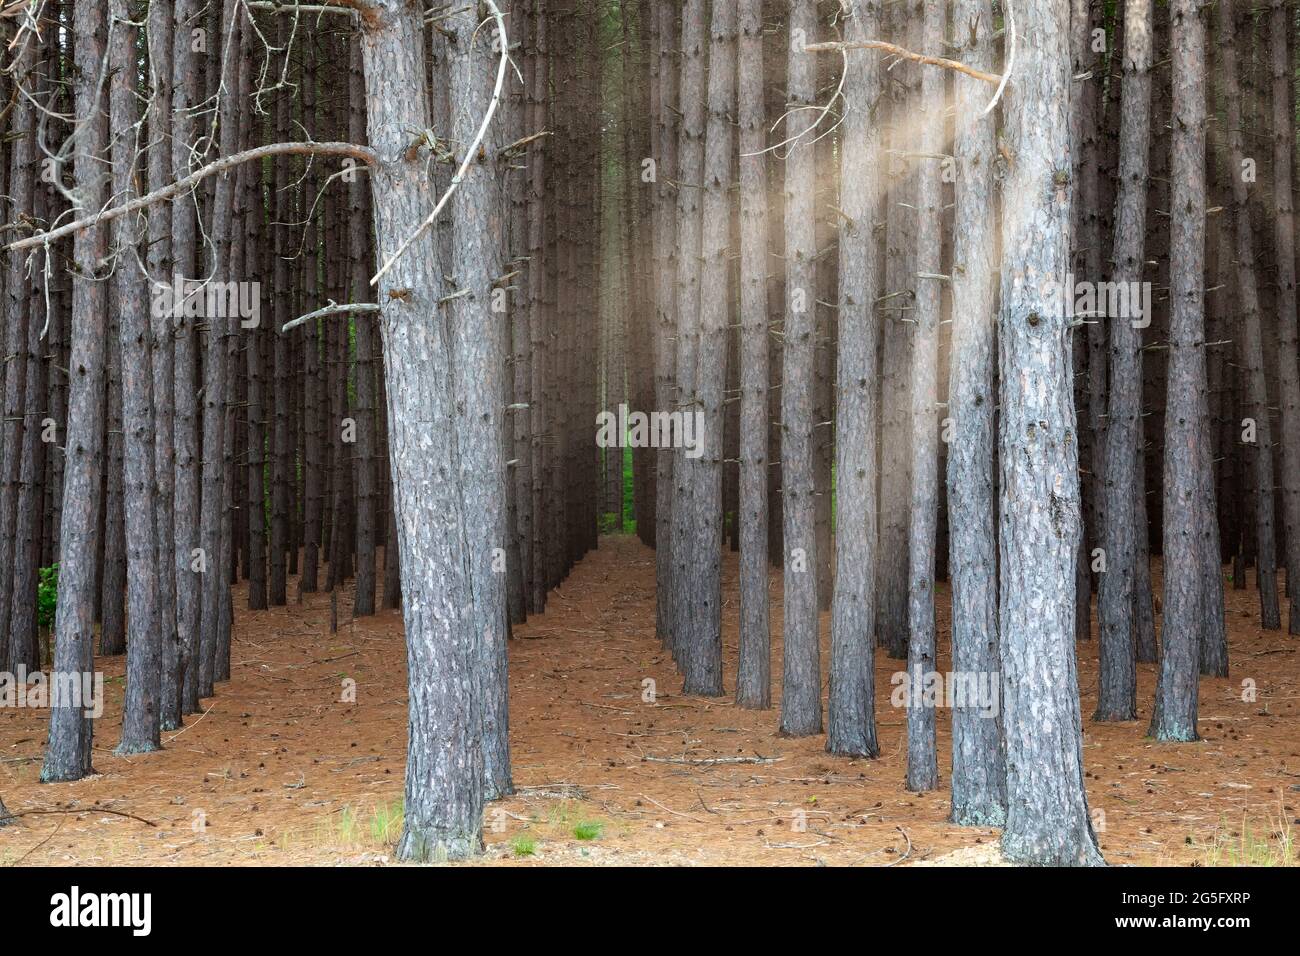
[350,37,378,619]
[671,0,707,669]
[171,0,204,718]
[112,0,162,753]
[652,0,678,651]
[445,3,513,800]
[876,0,918,662]
[826,0,882,754]
[43,0,109,783]
[680,0,735,696]
[356,0,484,862]
[1095,0,1152,722]
[3,28,38,672]
[997,0,1104,866]
[1217,0,1282,631]
[735,0,772,711]
[1151,0,1217,737]
[905,0,944,794]
[1269,0,1300,630]
[198,0,243,699]
[947,0,1005,823]
[779,0,822,737]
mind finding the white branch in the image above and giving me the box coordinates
[281,299,381,334]
[6,141,376,253]
[369,0,509,287]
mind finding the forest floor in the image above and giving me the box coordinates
[2,535,1297,867]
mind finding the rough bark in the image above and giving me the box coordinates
[735,0,772,711]
[43,0,109,783]
[1095,0,1152,722]
[947,0,1005,823]
[826,0,882,754]
[905,0,944,794]
[997,0,1104,866]
[445,3,513,800]
[1269,0,1300,629]
[112,0,162,754]
[680,0,735,696]
[779,0,822,737]
[1151,0,1217,738]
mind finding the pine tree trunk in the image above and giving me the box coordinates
[1095,0,1152,722]
[2,30,37,672]
[1151,0,1217,738]
[826,0,882,753]
[111,0,162,753]
[350,37,378,619]
[670,0,707,669]
[877,0,918,662]
[997,0,1103,866]
[43,0,109,783]
[946,0,1005,823]
[445,4,513,800]
[905,0,944,794]
[1217,0,1282,631]
[170,0,203,718]
[355,0,485,862]
[735,0,772,711]
[652,0,678,651]
[1269,0,1300,629]
[779,0,822,737]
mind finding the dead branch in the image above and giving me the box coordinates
[7,141,376,253]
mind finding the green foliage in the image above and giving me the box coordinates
[511,834,538,857]
[1196,809,1295,866]
[37,564,58,630]
[572,820,604,841]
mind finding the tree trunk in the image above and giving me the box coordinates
[112,0,162,754]
[904,0,944,794]
[170,0,203,718]
[445,3,513,800]
[946,0,1005,823]
[1095,0,1152,722]
[1269,0,1300,630]
[43,0,109,783]
[679,0,735,696]
[997,0,1103,866]
[355,0,487,860]
[1151,0,1218,737]
[3,29,38,673]
[779,0,822,737]
[826,0,882,754]
[652,0,678,651]
[1217,0,1282,631]
[735,0,772,711]
[670,0,707,669]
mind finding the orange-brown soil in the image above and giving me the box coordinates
[2,535,1297,866]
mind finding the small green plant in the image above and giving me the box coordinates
[572,820,604,841]
[511,834,537,857]
[336,800,404,849]
[1198,808,1295,867]
[37,564,58,630]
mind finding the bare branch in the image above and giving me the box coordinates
[281,299,381,334]
[803,39,1000,86]
[369,0,509,287]
[6,141,375,253]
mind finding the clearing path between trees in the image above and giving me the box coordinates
[2,535,1294,866]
